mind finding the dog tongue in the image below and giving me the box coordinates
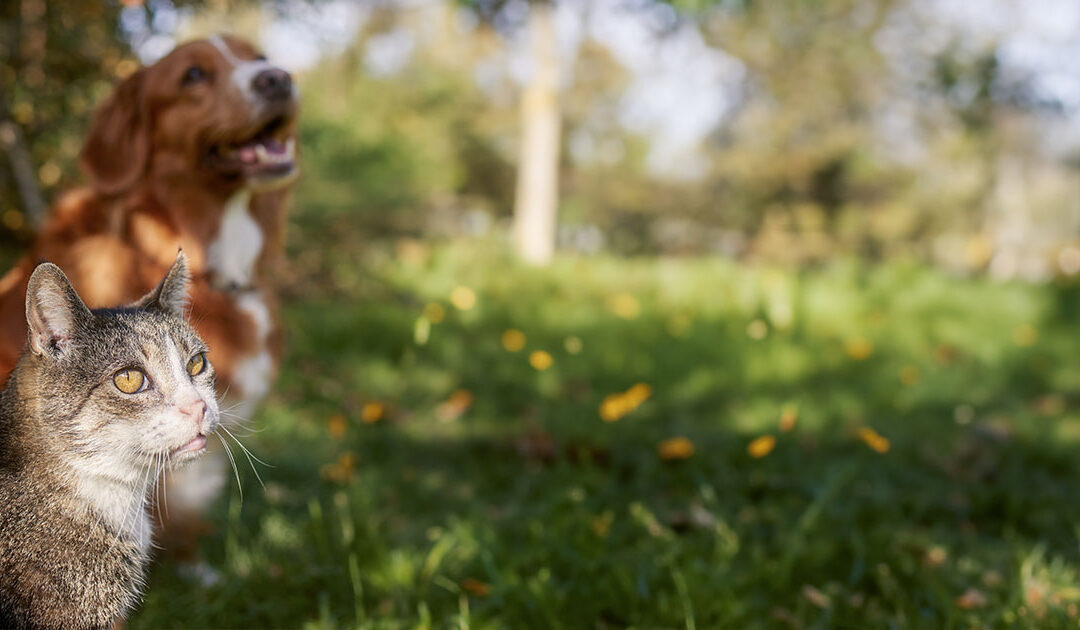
[238,145,258,164]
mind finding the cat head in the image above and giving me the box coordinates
[23,252,220,475]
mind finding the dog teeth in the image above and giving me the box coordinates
[254,143,269,163]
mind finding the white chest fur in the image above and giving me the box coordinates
[229,291,274,418]
[207,189,262,289]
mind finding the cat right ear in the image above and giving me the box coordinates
[135,251,189,318]
[25,263,91,358]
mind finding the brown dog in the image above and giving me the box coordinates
[0,35,299,557]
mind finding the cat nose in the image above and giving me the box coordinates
[179,400,206,427]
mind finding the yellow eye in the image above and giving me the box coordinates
[186,353,206,376]
[113,369,146,394]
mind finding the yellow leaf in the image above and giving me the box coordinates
[857,427,890,454]
[625,383,652,407]
[450,286,476,310]
[658,436,695,460]
[779,403,798,432]
[609,293,641,319]
[327,413,347,439]
[529,350,554,371]
[423,302,445,324]
[747,435,776,458]
[591,510,614,538]
[845,338,873,360]
[361,402,384,424]
[899,365,920,386]
[599,395,628,422]
[501,329,526,352]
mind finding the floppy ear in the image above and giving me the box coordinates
[135,251,189,318]
[79,68,151,195]
[25,263,92,359]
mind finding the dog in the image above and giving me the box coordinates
[0,35,299,558]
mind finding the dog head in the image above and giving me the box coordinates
[80,35,299,196]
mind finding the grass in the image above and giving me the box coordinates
[130,240,1080,629]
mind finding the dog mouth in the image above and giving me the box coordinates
[208,115,297,184]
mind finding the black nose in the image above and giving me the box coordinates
[252,68,292,101]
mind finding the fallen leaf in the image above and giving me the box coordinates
[802,584,830,608]
[658,436,695,460]
[747,435,776,458]
[462,578,490,596]
[956,587,988,609]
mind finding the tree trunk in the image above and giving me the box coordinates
[513,0,560,266]
[0,121,46,230]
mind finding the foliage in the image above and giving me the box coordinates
[0,0,202,239]
[130,239,1080,628]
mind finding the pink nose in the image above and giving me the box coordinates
[179,400,207,427]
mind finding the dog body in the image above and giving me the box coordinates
[0,36,298,412]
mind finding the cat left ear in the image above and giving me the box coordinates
[25,262,92,358]
[136,251,189,318]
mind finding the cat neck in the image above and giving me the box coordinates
[67,450,157,550]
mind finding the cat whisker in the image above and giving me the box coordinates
[216,432,243,506]
[216,384,234,405]
[219,426,268,491]
[149,453,168,552]
[159,452,171,521]
[217,413,263,435]
[219,425,273,469]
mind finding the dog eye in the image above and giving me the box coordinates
[255,54,267,61]
[181,66,208,85]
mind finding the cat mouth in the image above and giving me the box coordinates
[172,434,207,458]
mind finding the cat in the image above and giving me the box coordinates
[0,252,220,629]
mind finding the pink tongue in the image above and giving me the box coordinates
[238,146,258,163]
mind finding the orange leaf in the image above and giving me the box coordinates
[658,436,695,460]
[747,435,776,458]
[462,578,491,596]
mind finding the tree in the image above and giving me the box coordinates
[512,0,560,265]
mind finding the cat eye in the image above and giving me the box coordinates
[186,353,207,376]
[113,369,146,394]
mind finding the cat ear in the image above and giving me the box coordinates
[25,263,92,358]
[136,251,189,317]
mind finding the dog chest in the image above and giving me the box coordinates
[207,189,262,289]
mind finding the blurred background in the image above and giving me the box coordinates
[5,0,1080,627]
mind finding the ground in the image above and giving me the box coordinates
[130,241,1080,629]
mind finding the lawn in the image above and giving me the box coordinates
[131,241,1080,629]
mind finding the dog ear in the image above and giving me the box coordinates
[80,68,151,196]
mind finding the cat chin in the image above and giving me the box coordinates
[170,434,208,461]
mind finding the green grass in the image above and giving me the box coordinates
[131,241,1080,629]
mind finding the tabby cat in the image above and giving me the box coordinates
[0,253,220,629]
